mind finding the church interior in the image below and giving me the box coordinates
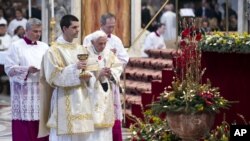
[1,0,250,140]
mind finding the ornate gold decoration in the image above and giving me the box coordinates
[49,17,56,45]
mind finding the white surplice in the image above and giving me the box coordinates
[142,32,166,57]
[4,39,49,121]
[0,33,11,50]
[7,18,27,36]
[39,36,122,141]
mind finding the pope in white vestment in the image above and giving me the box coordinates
[83,13,129,141]
[39,29,122,141]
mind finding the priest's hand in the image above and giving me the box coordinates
[79,72,92,82]
[77,60,87,70]
[28,66,39,73]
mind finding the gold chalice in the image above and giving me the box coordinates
[77,54,89,77]
[77,54,89,61]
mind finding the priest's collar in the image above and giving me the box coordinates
[155,31,160,37]
[57,35,70,44]
[100,29,111,38]
[23,36,37,45]
[55,35,78,49]
[16,18,23,21]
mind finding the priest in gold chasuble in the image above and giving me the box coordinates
[39,15,122,141]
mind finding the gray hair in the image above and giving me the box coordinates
[100,13,116,25]
[26,18,42,30]
[91,30,107,42]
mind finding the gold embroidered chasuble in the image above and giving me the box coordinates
[86,44,123,128]
[39,42,94,136]
[38,41,122,137]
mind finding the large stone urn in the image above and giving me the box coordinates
[166,112,215,141]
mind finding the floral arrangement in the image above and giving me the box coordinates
[205,120,230,141]
[205,114,249,141]
[152,78,230,114]
[128,110,180,141]
[199,32,250,53]
[152,17,231,115]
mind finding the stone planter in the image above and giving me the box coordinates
[166,112,215,141]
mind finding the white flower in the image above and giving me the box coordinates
[246,41,250,45]
[228,40,233,45]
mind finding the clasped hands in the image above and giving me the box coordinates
[99,67,111,78]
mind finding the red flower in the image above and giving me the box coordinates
[196,33,202,41]
[180,40,187,47]
[181,28,191,39]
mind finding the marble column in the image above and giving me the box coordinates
[71,0,82,44]
[41,0,49,43]
[128,0,142,57]
[238,0,248,33]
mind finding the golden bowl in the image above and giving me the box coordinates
[77,54,89,60]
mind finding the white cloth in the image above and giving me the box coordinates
[49,128,112,141]
[83,32,127,121]
[7,18,27,36]
[142,32,166,57]
[4,39,49,120]
[160,11,177,42]
[0,17,7,24]
[0,51,8,65]
[0,33,12,50]
[11,35,22,42]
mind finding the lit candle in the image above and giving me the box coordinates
[51,0,54,18]
[28,0,31,18]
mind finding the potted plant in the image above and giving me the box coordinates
[151,17,231,141]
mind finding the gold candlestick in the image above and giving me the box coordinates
[49,17,56,45]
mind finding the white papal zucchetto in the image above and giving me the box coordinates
[91,30,107,41]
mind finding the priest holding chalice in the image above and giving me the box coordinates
[39,14,122,141]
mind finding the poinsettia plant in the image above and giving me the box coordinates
[152,17,231,114]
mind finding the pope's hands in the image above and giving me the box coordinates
[99,67,111,78]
